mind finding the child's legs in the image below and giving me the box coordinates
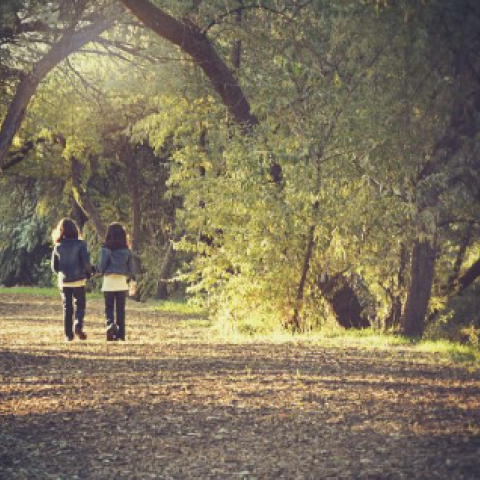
[61,288,74,337]
[104,292,115,326]
[115,291,127,339]
[72,287,86,330]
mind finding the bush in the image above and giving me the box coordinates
[426,287,480,349]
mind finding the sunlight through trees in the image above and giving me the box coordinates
[1,0,480,342]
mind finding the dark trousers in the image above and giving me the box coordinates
[104,291,127,340]
[61,286,86,338]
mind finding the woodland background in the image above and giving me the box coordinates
[1,0,480,342]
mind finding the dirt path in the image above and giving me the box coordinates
[1,291,480,479]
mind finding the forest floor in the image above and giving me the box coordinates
[1,290,480,479]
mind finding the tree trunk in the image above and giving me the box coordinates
[0,19,112,170]
[385,242,408,330]
[70,196,89,231]
[401,239,436,337]
[156,240,177,299]
[124,144,141,253]
[320,274,369,329]
[231,2,243,71]
[119,0,257,127]
[71,156,107,238]
[457,256,480,294]
[290,224,316,332]
[118,1,289,186]
[385,296,402,331]
[121,140,143,274]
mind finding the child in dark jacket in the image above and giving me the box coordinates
[98,223,135,341]
[51,218,93,341]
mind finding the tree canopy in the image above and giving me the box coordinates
[1,0,480,341]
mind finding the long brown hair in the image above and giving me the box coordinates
[52,218,80,244]
[104,222,129,250]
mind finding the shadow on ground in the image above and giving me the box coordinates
[1,292,480,479]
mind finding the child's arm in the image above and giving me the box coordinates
[80,243,92,278]
[51,247,59,273]
[98,246,110,274]
[127,250,136,281]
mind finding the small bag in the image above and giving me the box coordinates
[128,280,137,297]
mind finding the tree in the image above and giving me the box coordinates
[0,178,52,286]
[2,0,480,339]
[399,0,480,336]
[118,0,257,127]
[0,0,115,170]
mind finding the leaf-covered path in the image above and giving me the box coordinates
[1,291,479,479]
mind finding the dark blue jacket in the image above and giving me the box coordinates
[51,239,92,282]
[98,246,135,280]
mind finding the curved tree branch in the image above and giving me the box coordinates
[118,0,258,127]
[0,18,113,172]
[1,133,67,172]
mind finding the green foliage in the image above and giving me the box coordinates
[150,299,205,315]
[416,339,480,364]
[141,4,393,330]
[121,0,480,336]
[0,180,53,286]
[426,286,480,347]
[2,0,480,342]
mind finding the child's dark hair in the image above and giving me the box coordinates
[52,218,79,244]
[104,222,129,250]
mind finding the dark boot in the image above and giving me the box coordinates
[106,323,118,341]
[74,324,87,340]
